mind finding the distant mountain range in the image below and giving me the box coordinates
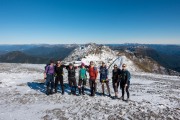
[0,43,179,73]
[107,44,180,73]
[0,44,77,64]
[0,51,48,64]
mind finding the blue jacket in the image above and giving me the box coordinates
[99,66,108,80]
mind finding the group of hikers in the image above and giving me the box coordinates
[44,60,131,101]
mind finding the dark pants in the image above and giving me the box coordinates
[120,81,130,98]
[112,79,119,92]
[89,79,97,96]
[68,77,77,94]
[55,75,64,94]
[46,74,54,94]
[78,79,87,86]
[78,79,87,94]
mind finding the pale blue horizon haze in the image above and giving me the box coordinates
[0,0,180,44]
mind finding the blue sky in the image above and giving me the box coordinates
[0,0,180,44]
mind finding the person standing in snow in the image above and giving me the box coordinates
[120,64,131,101]
[99,62,111,97]
[112,64,121,98]
[54,60,64,95]
[44,60,55,95]
[66,63,77,95]
[78,63,87,95]
[88,61,98,96]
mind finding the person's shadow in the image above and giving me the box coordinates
[27,82,46,94]
[27,82,72,94]
[27,82,103,96]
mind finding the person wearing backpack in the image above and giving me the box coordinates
[66,63,77,95]
[88,61,98,97]
[54,60,65,95]
[99,62,111,97]
[120,64,131,101]
[44,60,55,95]
[112,64,121,99]
[78,63,87,95]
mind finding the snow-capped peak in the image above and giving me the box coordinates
[64,44,140,72]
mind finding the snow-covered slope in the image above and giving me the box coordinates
[64,43,140,72]
[0,63,179,120]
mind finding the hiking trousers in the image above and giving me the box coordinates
[112,79,119,92]
[68,77,77,93]
[120,81,130,98]
[55,75,64,94]
[46,74,54,92]
[89,79,97,96]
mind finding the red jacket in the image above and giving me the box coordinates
[89,66,98,80]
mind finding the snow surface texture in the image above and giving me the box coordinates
[0,63,180,120]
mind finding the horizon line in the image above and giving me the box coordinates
[0,43,180,46]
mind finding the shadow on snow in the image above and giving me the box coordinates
[27,82,104,96]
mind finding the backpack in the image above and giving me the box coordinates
[93,67,98,74]
[44,64,50,73]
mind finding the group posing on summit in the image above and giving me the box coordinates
[44,60,131,101]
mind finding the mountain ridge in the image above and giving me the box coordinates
[0,43,179,75]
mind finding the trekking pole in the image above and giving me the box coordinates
[107,56,120,70]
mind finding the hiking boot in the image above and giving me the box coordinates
[74,88,77,95]
[90,94,95,97]
[46,86,50,95]
[114,96,118,99]
[55,89,57,93]
[122,97,125,101]
[50,90,53,95]
[90,92,95,97]
[82,87,85,95]
[78,88,81,95]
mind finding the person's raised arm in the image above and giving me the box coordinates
[85,65,89,72]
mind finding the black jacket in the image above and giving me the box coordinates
[112,68,121,80]
[120,70,131,84]
[66,66,76,78]
[55,65,64,77]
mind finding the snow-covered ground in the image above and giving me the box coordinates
[0,63,179,120]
